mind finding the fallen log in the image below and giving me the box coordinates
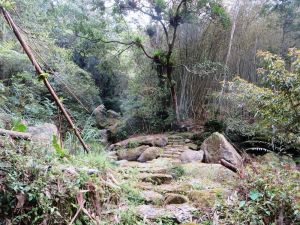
[0,128,32,140]
[220,158,238,173]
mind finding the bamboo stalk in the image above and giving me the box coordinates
[0,7,89,153]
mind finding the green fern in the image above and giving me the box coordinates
[245,147,271,153]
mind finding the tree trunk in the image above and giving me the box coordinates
[166,67,179,122]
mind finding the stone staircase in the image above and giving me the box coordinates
[159,133,195,160]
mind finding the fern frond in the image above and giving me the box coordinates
[242,140,271,145]
[245,147,271,153]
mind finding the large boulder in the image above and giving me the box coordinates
[27,123,59,152]
[116,145,149,161]
[108,134,168,151]
[137,147,164,162]
[201,132,243,168]
[180,150,204,163]
[93,105,107,128]
[28,123,58,143]
[93,105,121,133]
[99,129,109,145]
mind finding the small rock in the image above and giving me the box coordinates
[61,166,78,176]
[136,205,170,220]
[115,160,128,166]
[185,139,191,143]
[137,147,164,162]
[99,129,109,145]
[107,110,121,119]
[201,132,243,168]
[108,151,117,157]
[164,193,188,205]
[180,150,204,163]
[140,173,173,185]
[187,143,198,150]
[166,204,196,223]
[141,191,163,203]
[86,169,99,175]
[116,145,149,161]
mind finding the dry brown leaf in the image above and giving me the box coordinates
[15,193,26,209]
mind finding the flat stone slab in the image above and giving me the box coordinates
[136,203,196,223]
[140,190,163,203]
[109,134,168,151]
[139,173,173,185]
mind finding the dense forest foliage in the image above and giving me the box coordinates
[0,0,299,224]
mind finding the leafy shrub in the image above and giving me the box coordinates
[216,165,300,224]
[169,165,185,179]
[204,119,225,133]
[0,141,116,224]
[217,49,300,153]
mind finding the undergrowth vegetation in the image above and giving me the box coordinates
[216,164,300,224]
[213,48,300,155]
[0,138,121,224]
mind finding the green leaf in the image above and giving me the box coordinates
[249,189,261,201]
[239,200,246,207]
[12,119,27,132]
[0,0,15,10]
[52,135,66,158]
[38,72,49,82]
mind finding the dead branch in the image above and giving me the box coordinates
[220,159,238,173]
[0,128,31,140]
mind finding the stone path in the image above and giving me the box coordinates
[108,132,238,224]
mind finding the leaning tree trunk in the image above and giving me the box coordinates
[0,7,90,153]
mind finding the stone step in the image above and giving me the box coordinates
[161,152,182,156]
[138,173,173,185]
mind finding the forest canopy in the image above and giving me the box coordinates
[0,0,300,224]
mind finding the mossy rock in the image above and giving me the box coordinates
[188,188,227,208]
[182,163,237,187]
[258,153,296,169]
[116,145,149,161]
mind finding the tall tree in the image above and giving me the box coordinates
[264,0,300,55]
[79,0,230,121]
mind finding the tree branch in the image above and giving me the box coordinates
[168,0,186,57]
[137,43,154,60]
[76,34,134,45]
